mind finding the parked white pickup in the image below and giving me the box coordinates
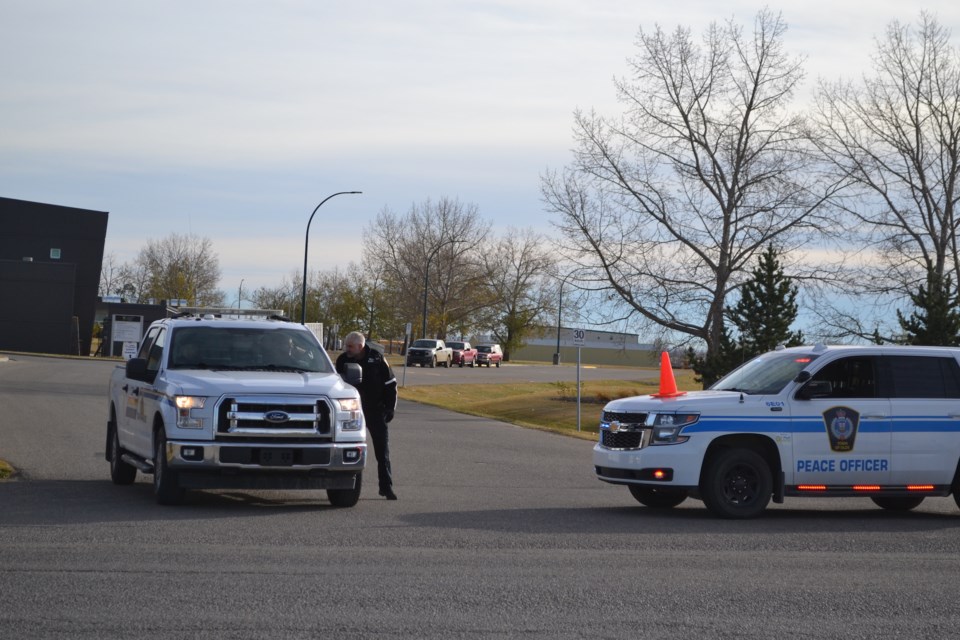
[105,310,367,506]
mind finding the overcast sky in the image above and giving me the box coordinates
[2,1,959,305]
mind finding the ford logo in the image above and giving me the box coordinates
[264,410,290,424]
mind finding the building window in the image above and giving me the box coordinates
[50,248,61,259]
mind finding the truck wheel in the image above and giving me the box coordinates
[700,448,772,519]
[871,496,924,511]
[108,419,137,485]
[495,360,500,368]
[153,428,185,505]
[459,360,464,367]
[327,473,362,508]
[628,485,687,509]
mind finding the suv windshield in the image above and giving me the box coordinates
[712,351,819,395]
[168,327,332,373]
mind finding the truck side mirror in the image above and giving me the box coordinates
[125,357,149,381]
[342,362,362,386]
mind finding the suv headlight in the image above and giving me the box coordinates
[650,413,698,445]
[174,395,206,429]
[336,398,363,431]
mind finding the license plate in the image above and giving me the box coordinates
[259,448,294,466]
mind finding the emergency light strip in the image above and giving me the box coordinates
[797,484,936,492]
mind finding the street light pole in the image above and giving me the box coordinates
[554,279,564,365]
[300,191,362,324]
[421,238,458,339]
[553,270,578,365]
[237,279,244,310]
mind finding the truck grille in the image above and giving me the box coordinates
[216,395,332,438]
[600,411,649,450]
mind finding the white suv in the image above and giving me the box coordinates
[595,344,960,518]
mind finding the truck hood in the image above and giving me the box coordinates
[604,389,754,413]
[166,370,357,397]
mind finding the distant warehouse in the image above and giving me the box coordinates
[509,327,659,367]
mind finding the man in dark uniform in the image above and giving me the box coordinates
[335,331,398,500]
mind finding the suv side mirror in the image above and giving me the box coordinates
[342,362,362,387]
[796,379,832,400]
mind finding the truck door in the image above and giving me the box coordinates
[792,355,891,486]
[121,326,166,456]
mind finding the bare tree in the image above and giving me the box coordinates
[98,252,125,298]
[811,12,960,333]
[542,9,836,366]
[483,228,556,359]
[367,197,489,339]
[134,233,222,306]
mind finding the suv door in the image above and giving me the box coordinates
[792,355,891,486]
[884,354,960,486]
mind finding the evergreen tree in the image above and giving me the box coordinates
[728,244,804,355]
[896,272,960,346]
[690,245,803,386]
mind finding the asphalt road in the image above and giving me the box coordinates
[3,354,960,638]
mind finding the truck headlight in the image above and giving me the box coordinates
[650,413,698,445]
[174,396,206,429]
[336,398,363,431]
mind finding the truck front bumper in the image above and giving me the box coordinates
[165,440,365,489]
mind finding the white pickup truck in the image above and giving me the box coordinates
[105,310,367,506]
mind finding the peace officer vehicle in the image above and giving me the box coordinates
[106,308,367,506]
[595,345,960,518]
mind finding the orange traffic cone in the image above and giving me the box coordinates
[651,351,686,398]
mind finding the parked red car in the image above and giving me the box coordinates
[447,341,478,367]
[476,344,503,367]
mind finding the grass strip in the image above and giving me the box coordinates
[0,459,14,481]
[398,370,699,440]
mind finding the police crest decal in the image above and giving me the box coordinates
[823,406,859,452]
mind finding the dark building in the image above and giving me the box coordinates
[0,197,108,355]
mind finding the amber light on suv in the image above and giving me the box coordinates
[649,413,698,445]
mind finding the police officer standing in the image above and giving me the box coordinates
[335,331,398,500]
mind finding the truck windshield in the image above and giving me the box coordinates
[411,340,436,348]
[447,342,465,349]
[711,352,819,395]
[169,327,332,373]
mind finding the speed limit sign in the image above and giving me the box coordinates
[573,328,585,347]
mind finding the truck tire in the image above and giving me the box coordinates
[430,357,436,368]
[628,485,687,509]
[153,427,185,505]
[327,473,362,507]
[459,359,464,368]
[871,496,924,511]
[495,360,500,368]
[108,418,137,485]
[700,448,772,519]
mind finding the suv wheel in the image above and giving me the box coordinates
[700,448,772,519]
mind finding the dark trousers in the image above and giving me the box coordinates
[366,413,392,491]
